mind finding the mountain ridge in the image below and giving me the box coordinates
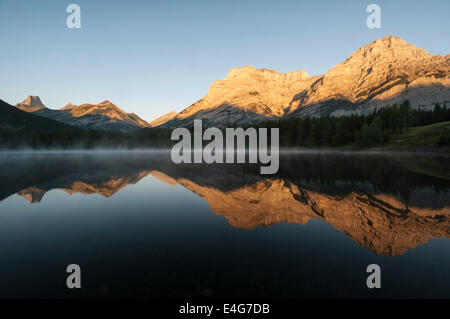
[10,36,450,130]
[157,35,450,127]
[15,97,151,132]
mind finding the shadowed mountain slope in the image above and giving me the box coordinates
[0,99,78,132]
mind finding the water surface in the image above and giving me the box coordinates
[0,151,449,298]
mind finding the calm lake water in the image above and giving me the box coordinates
[0,151,449,299]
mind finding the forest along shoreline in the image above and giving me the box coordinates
[1,99,449,153]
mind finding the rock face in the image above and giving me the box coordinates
[15,96,47,112]
[158,36,449,127]
[15,97,151,132]
[288,35,450,118]
[160,66,316,127]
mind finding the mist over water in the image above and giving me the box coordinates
[0,151,449,298]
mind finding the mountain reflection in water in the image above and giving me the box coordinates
[1,151,448,258]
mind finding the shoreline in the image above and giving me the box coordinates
[0,147,448,156]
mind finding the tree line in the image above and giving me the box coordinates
[1,100,449,149]
[254,101,450,147]
[0,126,174,150]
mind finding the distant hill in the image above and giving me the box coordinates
[15,97,151,132]
[0,99,78,132]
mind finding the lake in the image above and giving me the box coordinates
[0,151,448,298]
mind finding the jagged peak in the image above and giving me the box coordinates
[25,95,40,100]
[376,35,407,45]
[15,95,47,111]
[362,35,409,50]
[21,95,45,106]
[347,35,428,60]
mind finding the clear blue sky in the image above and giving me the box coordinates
[1,0,449,121]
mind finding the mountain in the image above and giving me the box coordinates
[287,35,450,118]
[15,97,151,132]
[159,66,315,127]
[158,36,450,127]
[15,95,47,112]
[0,99,78,132]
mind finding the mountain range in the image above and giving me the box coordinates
[4,35,449,130]
[14,96,151,132]
[158,35,450,127]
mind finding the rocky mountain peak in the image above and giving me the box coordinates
[375,35,406,46]
[15,95,47,112]
[24,95,45,106]
[343,35,427,66]
[286,35,449,117]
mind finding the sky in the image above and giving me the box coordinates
[0,0,449,122]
